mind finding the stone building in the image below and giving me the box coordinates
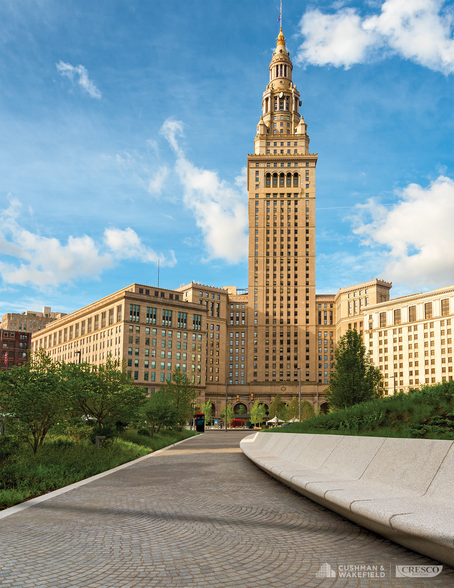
[364,285,454,394]
[1,330,31,371]
[1,307,66,335]
[31,284,208,396]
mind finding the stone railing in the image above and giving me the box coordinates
[240,432,454,567]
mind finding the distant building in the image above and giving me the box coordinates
[1,307,66,335]
[0,330,31,371]
[30,284,208,394]
[364,284,454,394]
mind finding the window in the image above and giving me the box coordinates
[441,299,450,316]
[162,309,172,327]
[193,314,202,331]
[379,312,387,328]
[425,302,433,320]
[177,312,187,329]
[146,307,157,325]
[394,309,401,325]
[130,305,140,323]
[409,306,416,322]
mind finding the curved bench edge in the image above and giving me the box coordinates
[240,433,454,568]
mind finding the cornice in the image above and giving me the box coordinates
[247,153,318,158]
[32,289,204,339]
[366,285,454,311]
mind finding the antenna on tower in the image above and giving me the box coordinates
[157,259,160,288]
[280,0,283,30]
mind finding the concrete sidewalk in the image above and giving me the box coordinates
[0,431,452,587]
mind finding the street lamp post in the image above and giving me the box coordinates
[316,380,319,416]
[225,380,228,433]
[297,368,302,422]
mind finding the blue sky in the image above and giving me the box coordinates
[0,0,453,316]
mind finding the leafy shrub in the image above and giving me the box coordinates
[137,428,151,437]
[0,436,20,465]
[271,381,454,440]
[89,423,117,444]
[47,437,76,449]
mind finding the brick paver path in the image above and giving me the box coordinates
[1,431,453,587]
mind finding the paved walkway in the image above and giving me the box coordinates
[0,431,453,587]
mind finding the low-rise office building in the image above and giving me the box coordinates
[1,330,31,370]
[1,307,66,334]
[31,284,208,394]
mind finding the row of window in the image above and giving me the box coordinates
[130,305,202,330]
[377,301,450,327]
[137,288,180,301]
[35,325,121,351]
[199,291,221,300]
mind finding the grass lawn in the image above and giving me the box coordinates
[265,381,454,440]
[0,429,197,510]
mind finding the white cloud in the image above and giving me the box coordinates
[296,0,454,74]
[351,175,454,288]
[160,119,185,156]
[147,165,169,196]
[160,119,248,263]
[0,199,111,287]
[103,227,175,266]
[0,199,175,288]
[56,61,102,98]
[146,139,159,157]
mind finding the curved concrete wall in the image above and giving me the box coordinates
[241,432,454,567]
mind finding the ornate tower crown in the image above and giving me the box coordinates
[253,26,309,156]
[269,28,293,84]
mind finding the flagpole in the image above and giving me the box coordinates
[280,0,282,30]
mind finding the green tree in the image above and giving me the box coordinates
[141,392,178,436]
[250,400,266,426]
[201,399,213,425]
[159,368,198,427]
[67,356,146,429]
[236,404,247,414]
[302,399,315,421]
[0,350,69,455]
[220,403,235,426]
[268,394,285,419]
[287,397,299,420]
[325,329,383,410]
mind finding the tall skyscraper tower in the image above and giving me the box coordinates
[247,28,318,392]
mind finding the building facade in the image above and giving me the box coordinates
[1,330,31,371]
[1,307,66,335]
[364,285,454,394]
[31,284,208,395]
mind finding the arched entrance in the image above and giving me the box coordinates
[234,403,247,415]
[319,402,329,415]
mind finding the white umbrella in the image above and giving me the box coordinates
[288,417,299,423]
[266,415,285,424]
